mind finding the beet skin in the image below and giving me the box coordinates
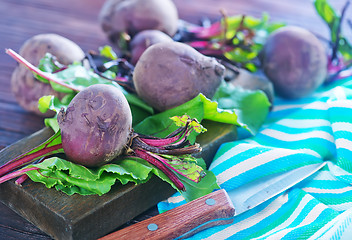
[57,84,132,167]
[260,26,327,99]
[133,42,225,112]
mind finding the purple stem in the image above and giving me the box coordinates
[0,167,39,184]
[149,152,201,183]
[15,174,29,186]
[6,49,80,92]
[140,136,181,147]
[15,156,47,186]
[188,40,212,49]
[134,149,185,191]
[139,128,190,147]
[192,21,223,39]
[0,143,62,177]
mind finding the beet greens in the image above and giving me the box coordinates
[0,85,209,195]
[174,14,285,71]
[314,0,352,83]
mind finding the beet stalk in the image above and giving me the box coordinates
[6,48,135,93]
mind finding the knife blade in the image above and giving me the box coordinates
[99,162,326,240]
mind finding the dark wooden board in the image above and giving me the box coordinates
[0,123,236,240]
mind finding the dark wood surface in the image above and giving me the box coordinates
[0,0,350,239]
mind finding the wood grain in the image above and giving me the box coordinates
[100,189,235,240]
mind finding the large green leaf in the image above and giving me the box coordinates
[25,157,153,196]
[212,82,271,135]
[25,156,218,201]
[135,89,270,138]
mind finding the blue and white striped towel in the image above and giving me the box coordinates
[158,77,352,239]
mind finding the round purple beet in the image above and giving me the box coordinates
[133,42,225,112]
[260,26,327,99]
[57,84,132,167]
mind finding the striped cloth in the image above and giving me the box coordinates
[158,77,352,239]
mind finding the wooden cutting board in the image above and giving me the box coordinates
[0,121,236,240]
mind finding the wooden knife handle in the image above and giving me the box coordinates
[99,189,235,240]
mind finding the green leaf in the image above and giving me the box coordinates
[314,0,339,38]
[25,156,218,201]
[38,95,54,113]
[211,82,270,135]
[25,157,154,196]
[170,115,207,133]
[38,53,62,73]
[135,90,269,137]
[177,168,219,202]
[38,94,75,132]
[161,154,206,183]
[35,53,64,83]
[44,118,60,133]
[338,37,352,61]
[134,96,205,140]
[99,45,118,60]
[219,13,285,66]
[38,94,75,114]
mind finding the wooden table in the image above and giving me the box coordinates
[0,0,350,239]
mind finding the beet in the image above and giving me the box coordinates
[57,84,132,167]
[11,33,85,116]
[99,0,178,47]
[133,42,225,112]
[130,30,173,65]
[260,26,327,99]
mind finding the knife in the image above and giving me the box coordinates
[100,162,326,240]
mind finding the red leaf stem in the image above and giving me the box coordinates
[139,135,181,147]
[149,152,201,183]
[134,149,185,191]
[191,21,223,39]
[15,156,47,186]
[0,143,62,177]
[0,167,39,184]
[5,48,80,92]
[15,174,29,186]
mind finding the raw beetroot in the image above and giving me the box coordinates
[99,0,178,48]
[260,26,327,99]
[130,30,173,65]
[57,84,133,167]
[133,42,225,112]
[11,33,85,116]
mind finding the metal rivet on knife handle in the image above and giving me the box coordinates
[205,198,216,206]
[147,223,158,231]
